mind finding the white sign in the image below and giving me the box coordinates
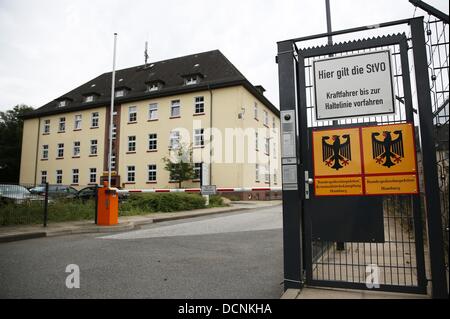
[313,50,395,120]
[201,185,216,195]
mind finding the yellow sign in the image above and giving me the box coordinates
[365,175,418,195]
[361,123,417,174]
[312,123,418,196]
[315,177,364,196]
[312,127,362,177]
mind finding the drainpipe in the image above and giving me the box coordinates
[33,117,41,186]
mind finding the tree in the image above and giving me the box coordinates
[0,104,34,183]
[162,143,195,189]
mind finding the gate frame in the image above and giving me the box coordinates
[277,16,448,298]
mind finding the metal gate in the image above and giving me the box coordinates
[277,15,448,297]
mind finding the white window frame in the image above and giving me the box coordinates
[273,141,277,159]
[169,131,180,149]
[58,117,65,132]
[73,141,81,157]
[185,76,198,85]
[255,164,260,182]
[264,165,270,183]
[255,132,259,151]
[265,138,270,155]
[56,170,63,184]
[42,144,49,159]
[85,95,94,103]
[128,135,136,152]
[90,139,98,155]
[128,106,137,122]
[57,143,64,158]
[170,100,181,117]
[148,103,158,120]
[254,103,258,120]
[115,90,125,98]
[147,164,157,182]
[43,120,50,134]
[272,116,276,131]
[58,100,67,108]
[127,166,136,183]
[147,83,159,92]
[91,112,99,128]
[148,133,157,151]
[194,128,204,147]
[194,96,204,114]
[41,171,47,184]
[264,110,268,126]
[89,168,97,184]
[72,169,79,184]
[74,114,82,130]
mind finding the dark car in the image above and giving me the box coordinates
[76,186,128,202]
[0,184,43,205]
[29,185,78,199]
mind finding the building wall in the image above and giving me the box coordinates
[20,107,107,187]
[20,85,280,190]
[19,118,39,185]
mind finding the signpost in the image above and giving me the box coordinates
[314,50,395,120]
[312,123,418,196]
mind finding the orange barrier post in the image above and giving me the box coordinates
[97,181,118,226]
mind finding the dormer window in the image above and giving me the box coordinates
[56,97,73,108]
[183,73,203,86]
[145,80,164,92]
[114,86,130,98]
[115,90,125,98]
[59,100,67,107]
[85,95,94,103]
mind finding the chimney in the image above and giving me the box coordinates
[255,85,266,95]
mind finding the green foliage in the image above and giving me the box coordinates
[119,193,206,215]
[162,143,195,189]
[207,195,226,207]
[0,199,95,226]
[0,104,34,183]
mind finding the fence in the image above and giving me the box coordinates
[0,183,98,227]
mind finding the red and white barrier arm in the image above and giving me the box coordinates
[115,187,282,194]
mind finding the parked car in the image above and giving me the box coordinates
[29,185,78,199]
[76,186,128,202]
[0,184,42,205]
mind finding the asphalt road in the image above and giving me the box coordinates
[0,205,283,299]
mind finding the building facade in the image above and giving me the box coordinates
[20,50,280,191]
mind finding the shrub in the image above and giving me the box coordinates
[119,192,206,215]
[208,195,226,207]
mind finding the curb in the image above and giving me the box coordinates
[0,203,281,243]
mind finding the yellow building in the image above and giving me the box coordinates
[20,50,280,192]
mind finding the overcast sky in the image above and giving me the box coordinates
[0,0,448,112]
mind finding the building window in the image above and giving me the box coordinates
[264,165,270,183]
[43,120,50,134]
[265,138,270,155]
[273,168,277,185]
[194,163,202,180]
[272,116,276,130]
[42,145,49,159]
[170,100,180,117]
[254,103,258,120]
[58,100,67,108]
[89,168,97,184]
[127,166,135,183]
[185,76,198,85]
[84,95,94,103]
[194,128,204,147]
[255,132,259,151]
[169,131,180,149]
[273,142,277,159]
[264,110,268,126]
[72,169,79,184]
[58,117,66,132]
[147,164,157,182]
[56,170,63,184]
[74,114,82,130]
[91,112,99,128]
[255,164,260,182]
[128,136,136,152]
[147,83,159,92]
[73,141,80,157]
[57,143,64,158]
[115,90,125,98]
[112,124,117,140]
[128,106,137,122]
[148,103,158,120]
[148,133,157,151]
[194,96,204,114]
[90,140,97,155]
[41,171,47,184]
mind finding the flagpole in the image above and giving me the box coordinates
[108,33,117,187]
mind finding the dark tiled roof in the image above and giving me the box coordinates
[23,50,278,119]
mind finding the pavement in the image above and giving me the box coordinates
[281,287,430,299]
[0,204,284,298]
[0,200,281,243]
